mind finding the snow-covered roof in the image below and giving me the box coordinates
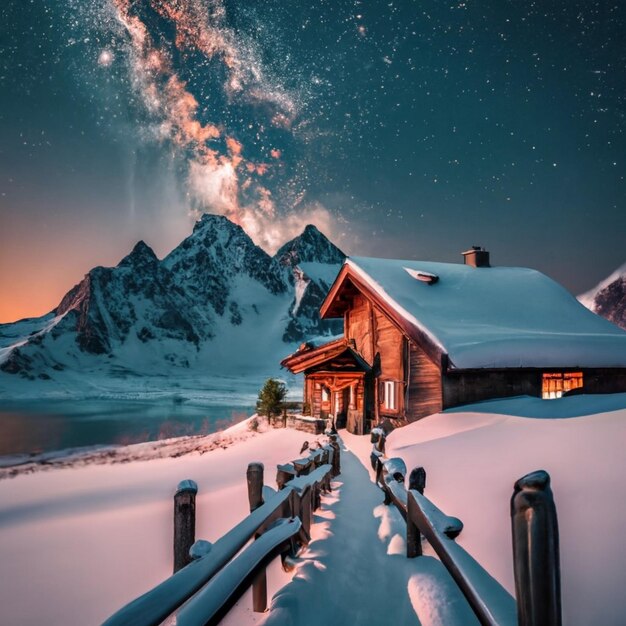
[299,262,344,287]
[335,256,626,369]
[281,336,371,374]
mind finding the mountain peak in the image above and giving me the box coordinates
[192,213,236,234]
[188,214,253,251]
[303,223,321,235]
[579,261,626,330]
[163,212,284,313]
[118,240,158,268]
[274,224,345,267]
[131,240,156,256]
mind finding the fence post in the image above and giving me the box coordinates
[377,457,392,505]
[406,490,422,558]
[406,466,426,557]
[409,466,426,494]
[246,463,267,613]
[173,479,198,573]
[313,480,321,510]
[511,470,561,626]
[324,470,332,493]
[293,458,311,476]
[329,434,341,476]
[276,464,295,490]
[321,447,329,466]
[247,462,264,512]
[301,485,313,541]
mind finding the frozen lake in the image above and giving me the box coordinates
[0,399,254,457]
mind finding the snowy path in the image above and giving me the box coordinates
[262,441,476,626]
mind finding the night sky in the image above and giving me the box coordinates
[1,0,625,322]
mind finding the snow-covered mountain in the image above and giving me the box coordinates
[272,224,346,342]
[0,215,345,388]
[578,262,626,330]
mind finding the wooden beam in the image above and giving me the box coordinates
[374,373,379,424]
[307,372,365,380]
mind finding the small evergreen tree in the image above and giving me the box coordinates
[257,378,287,417]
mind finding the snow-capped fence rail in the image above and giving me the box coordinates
[276,433,340,489]
[104,437,340,626]
[172,517,303,625]
[376,457,561,626]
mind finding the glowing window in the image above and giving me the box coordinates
[542,372,583,399]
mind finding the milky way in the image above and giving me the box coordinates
[53,0,341,251]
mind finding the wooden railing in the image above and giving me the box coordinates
[376,457,561,626]
[104,435,341,626]
[104,433,558,626]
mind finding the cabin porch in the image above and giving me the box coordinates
[304,372,369,434]
[281,338,373,435]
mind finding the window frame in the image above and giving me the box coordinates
[321,386,329,402]
[541,371,583,399]
[383,380,396,411]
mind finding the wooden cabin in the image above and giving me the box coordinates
[281,248,626,434]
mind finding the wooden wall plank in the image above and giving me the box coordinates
[407,341,443,421]
[346,294,375,364]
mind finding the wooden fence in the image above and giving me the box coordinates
[103,435,341,626]
[376,457,561,626]
[104,432,558,626]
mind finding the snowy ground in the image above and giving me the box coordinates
[382,394,626,626]
[0,394,624,625]
[0,418,315,625]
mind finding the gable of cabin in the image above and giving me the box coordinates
[321,272,444,427]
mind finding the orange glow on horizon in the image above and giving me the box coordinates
[0,249,101,324]
[0,216,185,324]
[0,282,68,323]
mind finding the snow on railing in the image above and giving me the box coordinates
[173,518,303,626]
[376,457,561,626]
[104,435,341,626]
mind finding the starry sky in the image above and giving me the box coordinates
[1,0,625,322]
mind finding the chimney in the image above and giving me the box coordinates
[462,246,490,268]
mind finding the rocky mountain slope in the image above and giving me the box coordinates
[0,215,344,385]
[578,262,626,330]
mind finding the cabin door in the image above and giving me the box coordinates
[336,387,349,429]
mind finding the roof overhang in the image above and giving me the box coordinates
[281,337,371,375]
[319,261,447,369]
